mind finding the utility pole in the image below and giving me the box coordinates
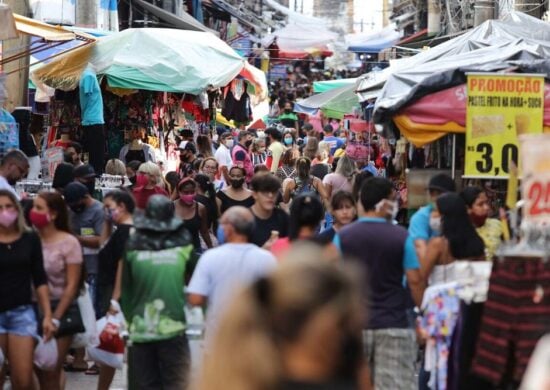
[2,0,31,110]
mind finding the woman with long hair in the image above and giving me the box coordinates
[174,178,213,253]
[317,191,357,243]
[216,166,255,215]
[0,190,55,390]
[275,148,300,183]
[460,186,503,260]
[31,191,83,389]
[196,134,214,158]
[194,173,219,233]
[193,256,368,390]
[323,155,356,199]
[422,192,486,282]
[96,189,135,390]
[283,157,328,207]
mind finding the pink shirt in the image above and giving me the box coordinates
[323,173,353,194]
[42,235,83,299]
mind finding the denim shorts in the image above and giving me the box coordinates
[0,304,39,338]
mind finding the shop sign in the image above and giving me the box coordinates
[41,147,64,180]
[520,134,550,224]
[465,73,544,178]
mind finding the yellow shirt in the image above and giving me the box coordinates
[476,218,503,260]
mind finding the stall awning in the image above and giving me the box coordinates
[14,14,75,42]
[132,0,219,36]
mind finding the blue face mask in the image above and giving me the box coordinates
[216,224,225,245]
[284,138,293,146]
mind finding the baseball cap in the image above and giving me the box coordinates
[73,164,97,179]
[64,182,89,204]
[178,141,197,154]
[427,173,456,193]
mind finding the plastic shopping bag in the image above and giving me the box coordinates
[71,283,99,348]
[34,338,58,371]
[0,347,4,367]
[87,307,126,369]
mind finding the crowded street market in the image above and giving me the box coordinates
[0,0,549,389]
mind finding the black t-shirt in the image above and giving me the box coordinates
[311,163,331,180]
[0,231,47,312]
[98,224,132,287]
[251,208,289,247]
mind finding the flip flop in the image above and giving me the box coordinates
[63,363,88,372]
[84,365,99,375]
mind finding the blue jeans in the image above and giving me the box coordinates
[0,304,38,338]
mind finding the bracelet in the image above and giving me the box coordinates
[52,318,61,328]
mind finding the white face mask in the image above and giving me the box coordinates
[429,216,441,234]
[256,131,265,139]
[212,134,219,143]
[225,139,234,148]
[375,199,399,220]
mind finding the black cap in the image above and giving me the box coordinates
[64,182,89,204]
[178,141,197,154]
[73,164,97,179]
[427,173,455,193]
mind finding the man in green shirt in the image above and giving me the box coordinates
[121,195,194,389]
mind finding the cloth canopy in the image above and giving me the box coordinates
[346,26,400,53]
[32,28,245,94]
[373,12,550,126]
[262,23,336,59]
[395,83,550,146]
[294,83,365,119]
[313,78,356,93]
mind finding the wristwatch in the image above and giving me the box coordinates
[52,318,61,328]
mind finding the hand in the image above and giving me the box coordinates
[108,299,121,315]
[42,317,56,341]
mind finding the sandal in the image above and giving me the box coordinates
[63,363,88,372]
[84,364,99,375]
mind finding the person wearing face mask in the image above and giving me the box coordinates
[461,186,503,261]
[174,178,213,256]
[214,132,234,185]
[216,166,255,215]
[74,163,98,199]
[0,189,55,390]
[132,161,169,210]
[251,138,267,166]
[64,182,105,315]
[178,141,198,179]
[187,206,276,343]
[278,102,299,131]
[30,191,83,389]
[96,189,134,390]
[265,127,285,174]
[231,131,254,184]
[0,150,29,199]
[334,177,424,390]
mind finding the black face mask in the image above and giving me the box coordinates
[129,175,137,185]
[284,109,292,114]
[84,180,95,196]
[244,140,253,148]
[7,176,18,186]
[70,203,86,213]
[230,178,244,188]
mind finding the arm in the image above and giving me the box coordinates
[31,234,55,340]
[220,165,230,183]
[52,263,82,320]
[216,195,222,216]
[421,237,444,282]
[198,204,213,248]
[406,268,425,308]
[100,217,113,246]
[187,294,207,307]
[270,148,282,174]
[36,285,55,341]
[111,259,123,302]
[314,178,330,209]
[187,254,211,307]
[283,178,295,203]
[77,235,101,249]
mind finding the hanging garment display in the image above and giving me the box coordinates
[222,90,252,123]
[0,109,20,159]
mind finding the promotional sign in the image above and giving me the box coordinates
[41,147,64,180]
[520,134,550,224]
[465,73,544,178]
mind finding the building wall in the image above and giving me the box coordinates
[313,0,354,33]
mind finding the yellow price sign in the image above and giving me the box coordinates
[465,73,544,178]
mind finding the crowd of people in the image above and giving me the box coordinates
[0,117,506,390]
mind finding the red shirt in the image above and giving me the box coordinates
[133,186,169,209]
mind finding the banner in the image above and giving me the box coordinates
[520,134,550,224]
[465,73,544,178]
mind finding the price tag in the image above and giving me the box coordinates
[465,73,544,178]
[520,134,550,224]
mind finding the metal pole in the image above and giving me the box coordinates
[451,133,456,179]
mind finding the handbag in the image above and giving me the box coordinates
[38,300,86,337]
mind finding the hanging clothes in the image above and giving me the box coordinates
[472,256,550,386]
[222,90,252,123]
[0,109,20,159]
